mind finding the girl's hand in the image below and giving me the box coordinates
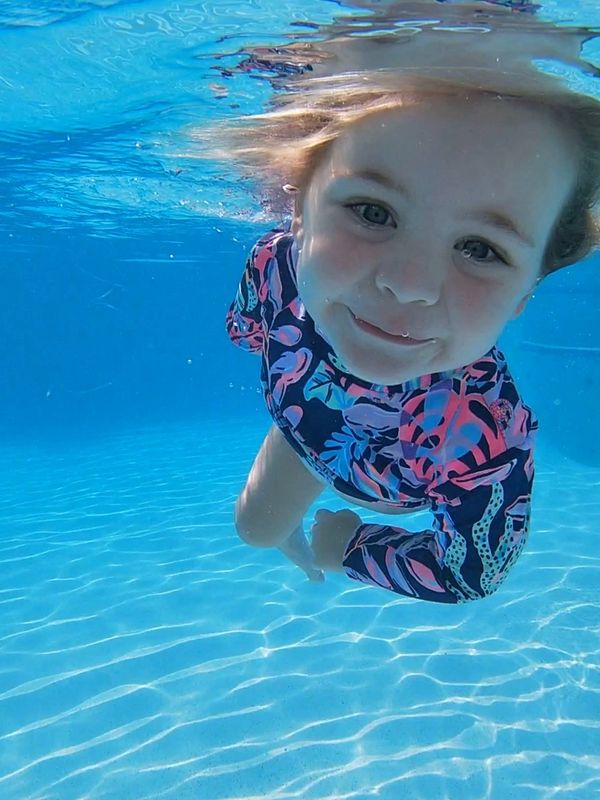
[278,524,325,583]
[311,508,362,573]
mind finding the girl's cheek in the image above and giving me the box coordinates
[314,232,367,281]
[451,282,505,332]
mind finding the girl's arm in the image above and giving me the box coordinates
[314,446,534,604]
[226,242,266,353]
[226,226,292,352]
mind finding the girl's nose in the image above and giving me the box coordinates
[374,250,443,306]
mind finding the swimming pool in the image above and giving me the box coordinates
[1,2,599,798]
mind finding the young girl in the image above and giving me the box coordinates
[221,57,600,603]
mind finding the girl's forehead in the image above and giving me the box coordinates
[335,97,535,143]
[324,97,577,175]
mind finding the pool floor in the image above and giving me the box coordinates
[0,419,598,800]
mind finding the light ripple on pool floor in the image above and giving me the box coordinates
[0,418,598,800]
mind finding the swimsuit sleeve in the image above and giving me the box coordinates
[226,239,267,353]
[342,445,535,604]
[226,227,292,352]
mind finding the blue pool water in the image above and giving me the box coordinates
[1,2,599,799]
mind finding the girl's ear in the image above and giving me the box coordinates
[291,197,304,246]
[512,275,543,319]
[511,291,533,319]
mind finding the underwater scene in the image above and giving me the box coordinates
[1,1,599,798]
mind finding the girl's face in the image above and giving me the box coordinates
[292,97,577,385]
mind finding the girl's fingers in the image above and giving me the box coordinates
[305,566,325,583]
[314,508,360,526]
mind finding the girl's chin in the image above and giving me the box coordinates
[317,306,446,383]
[336,337,441,383]
[334,350,427,385]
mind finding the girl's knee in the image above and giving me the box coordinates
[234,491,288,548]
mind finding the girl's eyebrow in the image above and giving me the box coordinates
[340,169,535,249]
[467,210,535,249]
[339,169,409,196]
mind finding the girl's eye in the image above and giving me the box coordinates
[456,238,508,265]
[348,203,395,228]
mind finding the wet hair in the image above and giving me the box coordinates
[199,72,600,276]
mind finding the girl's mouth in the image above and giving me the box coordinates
[349,310,436,347]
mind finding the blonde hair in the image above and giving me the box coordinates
[198,71,600,276]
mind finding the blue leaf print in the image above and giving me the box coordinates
[305,362,352,410]
[322,427,368,481]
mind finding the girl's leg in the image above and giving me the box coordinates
[235,423,326,548]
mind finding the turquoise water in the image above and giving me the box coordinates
[1,2,599,799]
[1,425,598,799]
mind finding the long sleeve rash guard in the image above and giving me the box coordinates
[226,227,538,604]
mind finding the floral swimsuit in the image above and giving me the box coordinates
[227,227,538,604]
